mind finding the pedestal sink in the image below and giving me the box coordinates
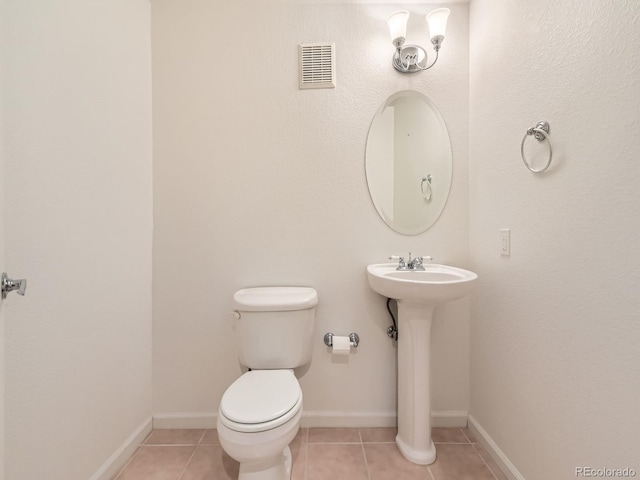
[366,262,477,465]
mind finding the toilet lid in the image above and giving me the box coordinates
[220,370,301,425]
[233,287,318,311]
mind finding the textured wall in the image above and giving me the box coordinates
[152,1,471,423]
[1,1,153,478]
[0,2,5,471]
[469,1,640,478]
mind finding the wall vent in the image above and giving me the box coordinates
[298,43,336,89]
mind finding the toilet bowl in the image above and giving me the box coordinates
[217,369,303,480]
[217,287,317,480]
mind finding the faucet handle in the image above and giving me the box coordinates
[412,256,433,267]
[406,255,433,271]
[389,255,406,269]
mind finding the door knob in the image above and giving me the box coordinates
[2,273,27,299]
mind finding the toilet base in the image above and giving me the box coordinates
[238,446,292,480]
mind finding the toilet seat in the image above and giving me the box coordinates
[219,370,302,433]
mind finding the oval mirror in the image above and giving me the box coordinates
[365,90,452,235]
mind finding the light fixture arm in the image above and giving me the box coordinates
[418,48,439,71]
[392,45,439,73]
[387,8,449,74]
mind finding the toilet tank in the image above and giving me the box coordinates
[232,287,318,370]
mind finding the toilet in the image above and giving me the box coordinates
[217,286,318,480]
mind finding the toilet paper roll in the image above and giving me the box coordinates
[331,335,351,356]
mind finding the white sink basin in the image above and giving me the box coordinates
[366,261,478,465]
[366,263,478,306]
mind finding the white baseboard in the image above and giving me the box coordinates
[431,410,469,428]
[300,411,397,428]
[151,410,468,429]
[468,414,525,480]
[89,417,152,480]
[301,410,467,428]
[153,412,217,429]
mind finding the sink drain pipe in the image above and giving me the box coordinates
[386,298,398,340]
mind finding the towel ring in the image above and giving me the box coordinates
[421,174,432,201]
[521,121,552,173]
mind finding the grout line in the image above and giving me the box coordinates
[460,428,476,444]
[176,446,198,480]
[303,443,308,480]
[300,427,309,480]
[359,430,372,480]
[433,441,473,445]
[303,427,309,444]
[137,443,202,447]
[307,438,363,445]
[306,441,363,445]
[197,429,207,444]
[112,446,142,480]
[140,429,155,446]
[427,466,437,480]
[476,450,501,480]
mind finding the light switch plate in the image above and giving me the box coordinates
[500,229,511,256]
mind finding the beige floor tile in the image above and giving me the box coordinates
[290,443,306,480]
[291,427,308,446]
[364,443,431,480]
[115,446,195,480]
[462,427,478,443]
[306,444,368,480]
[180,446,239,480]
[431,428,470,444]
[360,427,397,443]
[473,444,508,480]
[199,429,220,445]
[114,427,508,480]
[308,427,361,443]
[144,429,204,445]
[429,444,495,480]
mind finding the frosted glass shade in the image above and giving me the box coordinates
[387,10,409,44]
[426,8,450,39]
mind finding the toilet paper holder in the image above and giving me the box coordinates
[324,332,359,348]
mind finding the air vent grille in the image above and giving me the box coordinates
[298,43,336,89]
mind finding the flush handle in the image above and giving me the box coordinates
[2,273,27,299]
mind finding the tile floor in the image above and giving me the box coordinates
[113,427,508,480]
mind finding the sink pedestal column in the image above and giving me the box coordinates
[396,301,436,465]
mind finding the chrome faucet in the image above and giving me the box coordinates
[389,253,433,271]
[389,255,406,270]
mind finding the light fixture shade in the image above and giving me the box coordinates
[387,10,410,45]
[426,8,450,40]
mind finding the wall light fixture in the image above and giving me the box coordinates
[387,8,450,73]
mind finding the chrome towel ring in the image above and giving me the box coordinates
[521,121,552,173]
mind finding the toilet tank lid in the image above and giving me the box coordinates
[233,287,318,311]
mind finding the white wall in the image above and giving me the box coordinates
[152,0,471,425]
[1,1,153,479]
[469,1,640,478]
[0,1,5,473]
